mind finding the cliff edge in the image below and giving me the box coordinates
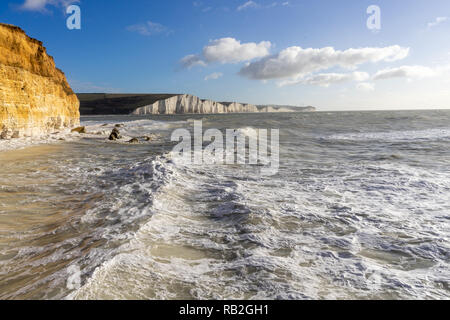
[77,93,315,115]
[0,23,79,139]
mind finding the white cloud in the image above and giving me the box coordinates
[126,21,172,36]
[373,65,440,80]
[237,1,290,11]
[279,72,369,87]
[180,54,207,69]
[204,72,223,81]
[428,17,448,28]
[20,0,78,12]
[356,82,375,92]
[237,1,259,11]
[193,1,213,13]
[180,37,271,68]
[239,45,409,80]
[203,38,271,63]
[21,0,48,10]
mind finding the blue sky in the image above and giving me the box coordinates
[1,0,450,110]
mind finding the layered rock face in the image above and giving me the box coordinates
[0,23,79,139]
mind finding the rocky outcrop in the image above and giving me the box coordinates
[0,23,79,139]
[108,127,122,141]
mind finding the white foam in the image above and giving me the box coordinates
[329,128,450,142]
[70,135,450,299]
[0,129,80,152]
[3,112,449,300]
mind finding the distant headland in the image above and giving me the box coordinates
[77,93,316,115]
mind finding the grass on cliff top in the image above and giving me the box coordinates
[76,93,180,115]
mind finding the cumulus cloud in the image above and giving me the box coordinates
[180,37,271,68]
[204,72,223,81]
[20,0,78,12]
[356,82,375,92]
[279,72,369,87]
[373,65,439,80]
[428,17,448,28]
[127,21,172,36]
[203,38,271,63]
[237,1,259,11]
[239,45,409,80]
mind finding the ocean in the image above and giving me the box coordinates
[0,110,449,299]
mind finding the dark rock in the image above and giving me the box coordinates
[0,130,9,139]
[109,127,122,141]
[71,126,86,134]
[128,138,139,144]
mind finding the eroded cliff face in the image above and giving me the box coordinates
[132,94,260,115]
[77,93,316,115]
[0,23,79,139]
[131,94,316,115]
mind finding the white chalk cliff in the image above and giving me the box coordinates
[131,94,314,115]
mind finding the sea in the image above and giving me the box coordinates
[0,110,449,299]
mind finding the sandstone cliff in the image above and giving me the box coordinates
[0,23,79,139]
[77,93,315,115]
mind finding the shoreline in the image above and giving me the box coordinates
[0,120,162,153]
[0,111,310,152]
[3,108,449,152]
[0,129,78,152]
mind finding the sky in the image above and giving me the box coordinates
[1,0,450,110]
